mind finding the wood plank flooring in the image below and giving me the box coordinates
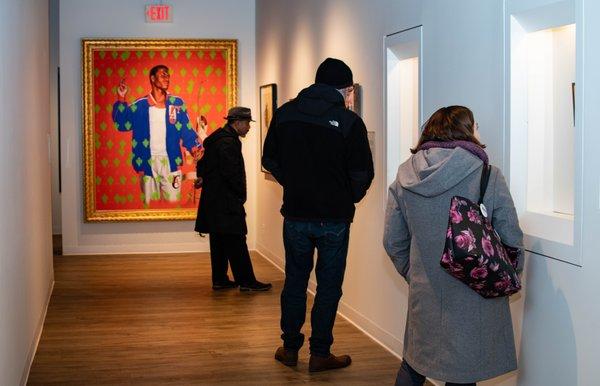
[27,251,411,385]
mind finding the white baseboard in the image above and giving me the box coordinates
[21,279,54,386]
[336,300,404,359]
[63,242,210,255]
[254,242,285,272]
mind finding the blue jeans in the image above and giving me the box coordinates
[280,219,350,357]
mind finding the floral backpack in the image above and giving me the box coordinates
[440,164,522,298]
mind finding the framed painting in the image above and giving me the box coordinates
[345,83,361,116]
[259,83,277,173]
[82,38,237,221]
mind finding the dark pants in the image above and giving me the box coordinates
[395,360,476,386]
[208,233,256,285]
[280,219,350,357]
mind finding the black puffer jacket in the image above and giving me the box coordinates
[195,125,247,235]
[262,83,374,222]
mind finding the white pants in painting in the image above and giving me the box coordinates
[142,155,181,205]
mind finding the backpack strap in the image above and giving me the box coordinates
[478,164,491,205]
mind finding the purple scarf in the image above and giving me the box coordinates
[418,140,489,164]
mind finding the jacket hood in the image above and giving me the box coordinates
[202,125,237,148]
[296,83,345,116]
[397,147,483,197]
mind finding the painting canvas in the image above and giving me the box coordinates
[259,83,277,173]
[345,83,361,116]
[83,39,237,221]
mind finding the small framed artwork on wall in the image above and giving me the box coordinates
[345,83,361,116]
[259,83,277,173]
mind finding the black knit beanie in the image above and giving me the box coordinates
[315,58,353,89]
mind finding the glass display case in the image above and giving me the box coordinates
[506,0,582,265]
[385,26,422,190]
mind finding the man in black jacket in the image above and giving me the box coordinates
[263,58,374,372]
[195,107,271,292]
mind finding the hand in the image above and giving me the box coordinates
[196,116,208,141]
[190,146,204,161]
[117,78,129,101]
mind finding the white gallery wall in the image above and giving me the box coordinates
[59,0,257,254]
[256,0,600,385]
[0,1,54,385]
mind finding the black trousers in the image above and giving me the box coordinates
[395,360,476,386]
[208,233,256,285]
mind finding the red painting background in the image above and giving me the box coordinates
[92,49,228,211]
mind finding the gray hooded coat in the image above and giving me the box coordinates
[384,147,523,383]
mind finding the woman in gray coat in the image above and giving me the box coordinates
[384,106,523,386]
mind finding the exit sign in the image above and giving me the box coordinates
[146,4,172,23]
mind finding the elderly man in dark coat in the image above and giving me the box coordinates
[195,107,271,292]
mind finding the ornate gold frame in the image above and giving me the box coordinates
[82,38,237,222]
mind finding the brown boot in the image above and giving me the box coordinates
[275,347,298,366]
[308,353,352,372]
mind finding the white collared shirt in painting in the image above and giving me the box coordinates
[149,106,168,156]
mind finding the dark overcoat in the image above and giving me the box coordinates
[195,125,247,235]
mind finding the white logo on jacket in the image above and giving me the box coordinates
[329,120,339,127]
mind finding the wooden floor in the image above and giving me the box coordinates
[28,251,410,385]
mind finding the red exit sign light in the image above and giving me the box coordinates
[146,4,172,23]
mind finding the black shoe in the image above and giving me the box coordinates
[212,280,238,290]
[309,353,352,372]
[239,280,272,292]
[275,347,298,366]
